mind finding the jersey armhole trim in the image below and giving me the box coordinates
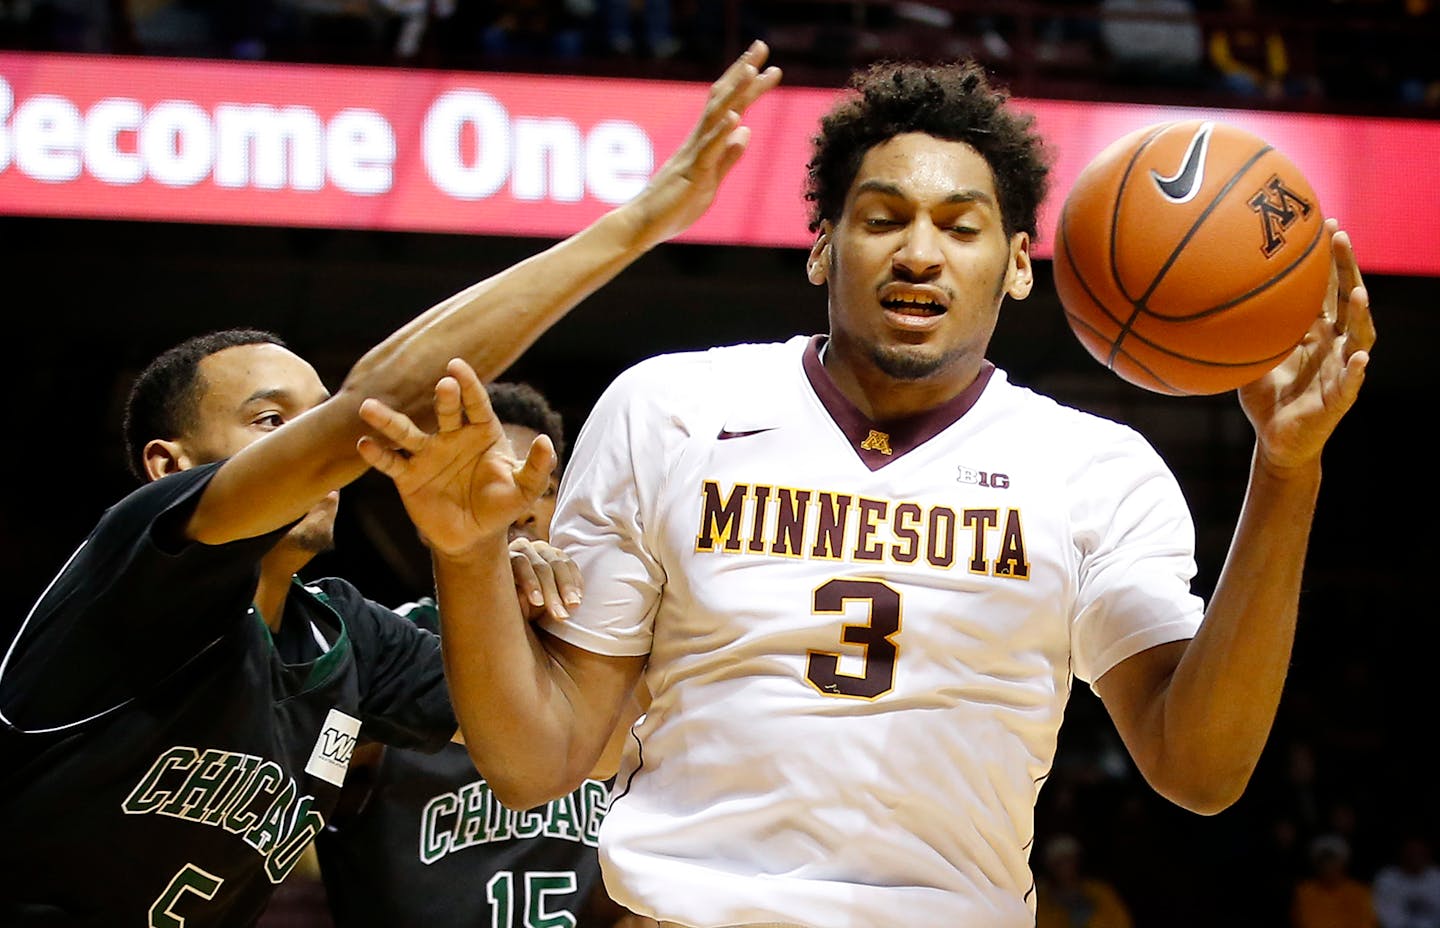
[0,537,227,734]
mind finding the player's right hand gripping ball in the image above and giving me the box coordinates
[1053,120,1330,395]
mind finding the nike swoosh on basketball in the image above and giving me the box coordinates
[716,428,777,440]
[1150,122,1214,204]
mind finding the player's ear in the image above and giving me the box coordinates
[142,438,193,481]
[1005,231,1034,301]
[807,224,833,286]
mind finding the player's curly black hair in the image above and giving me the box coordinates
[487,381,567,469]
[122,329,287,482]
[805,60,1051,240]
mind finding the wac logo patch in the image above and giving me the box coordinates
[305,708,361,787]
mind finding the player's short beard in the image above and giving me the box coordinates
[867,266,1010,381]
[286,507,337,555]
[290,521,336,555]
[869,343,959,381]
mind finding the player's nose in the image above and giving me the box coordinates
[892,219,943,279]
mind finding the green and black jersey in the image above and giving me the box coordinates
[314,599,614,928]
[0,464,455,927]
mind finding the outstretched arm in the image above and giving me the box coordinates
[358,359,645,809]
[1096,221,1375,814]
[186,42,782,546]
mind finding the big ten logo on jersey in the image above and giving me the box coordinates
[305,708,361,787]
[957,466,1009,489]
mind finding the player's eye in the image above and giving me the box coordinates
[252,413,285,430]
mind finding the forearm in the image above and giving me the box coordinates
[432,539,600,809]
[188,208,652,545]
[343,207,652,425]
[1160,448,1321,807]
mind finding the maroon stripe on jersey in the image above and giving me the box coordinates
[802,335,995,471]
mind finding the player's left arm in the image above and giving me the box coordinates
[1095,220,1374,815]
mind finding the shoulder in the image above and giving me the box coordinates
[984,371,1159,462]
[605,339,802,404]
[98,463,226,543]
[303,577,399,632]
[587,337,806,438]
[302,578,441,658]
[393,597,440,635]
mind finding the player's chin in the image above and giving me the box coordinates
[290,504,339,554]
[290,520,337,555]
[869,343,948,381]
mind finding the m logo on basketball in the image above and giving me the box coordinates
[1248,175,1314,258]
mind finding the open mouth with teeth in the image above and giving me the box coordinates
[881,296,946,316]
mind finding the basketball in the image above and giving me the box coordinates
[1052,120,1331,395]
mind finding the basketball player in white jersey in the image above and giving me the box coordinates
[355,43,1375,928]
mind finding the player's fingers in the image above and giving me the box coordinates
[508,541,546,609]
[515,435,558,501]
[730,63,782,116]
[690,42,771,151]
[447,358,493,426]
[552,551,584,607]
[712,127,753,180]
[526,541,583,609]
[1331,234,1376,353]
[706,41,770,116]
[356,434,408,478]
[1342,350,1370,403]
[359,398,428,454]
[520,541,568,620]
[1314,219,1340,328]
[693,111,743,172]
[1332,228,1367,318]
[434,376,463,433]
[1342,282,1376,356]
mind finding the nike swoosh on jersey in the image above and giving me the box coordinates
[716,427,777,440]
[1149,122,1214,204]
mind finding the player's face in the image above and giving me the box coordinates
[503,422,558,543]
[186,343,338,551]
[812,132,1032,391]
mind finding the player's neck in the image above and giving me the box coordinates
[821,338,986,422]
[254,544,315,632]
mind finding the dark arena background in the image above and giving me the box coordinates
[2,2,1437,926]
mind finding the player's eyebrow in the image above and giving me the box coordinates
[241,387,332,409]
[854,180,996,208]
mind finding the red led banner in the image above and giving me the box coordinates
[2,52,1436,275]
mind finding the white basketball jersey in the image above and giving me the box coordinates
[543,336,1203,928]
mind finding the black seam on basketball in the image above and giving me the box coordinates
[1098,309,1298,367]
[1139,144,1275,307]
[1058,194,1139,370]
[1063,307,1185,392]
[1110,124,1171,307]
[1126,216,1325,322]
[1108,125,1172,365]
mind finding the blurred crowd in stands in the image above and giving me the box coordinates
[1,0,1437,115]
